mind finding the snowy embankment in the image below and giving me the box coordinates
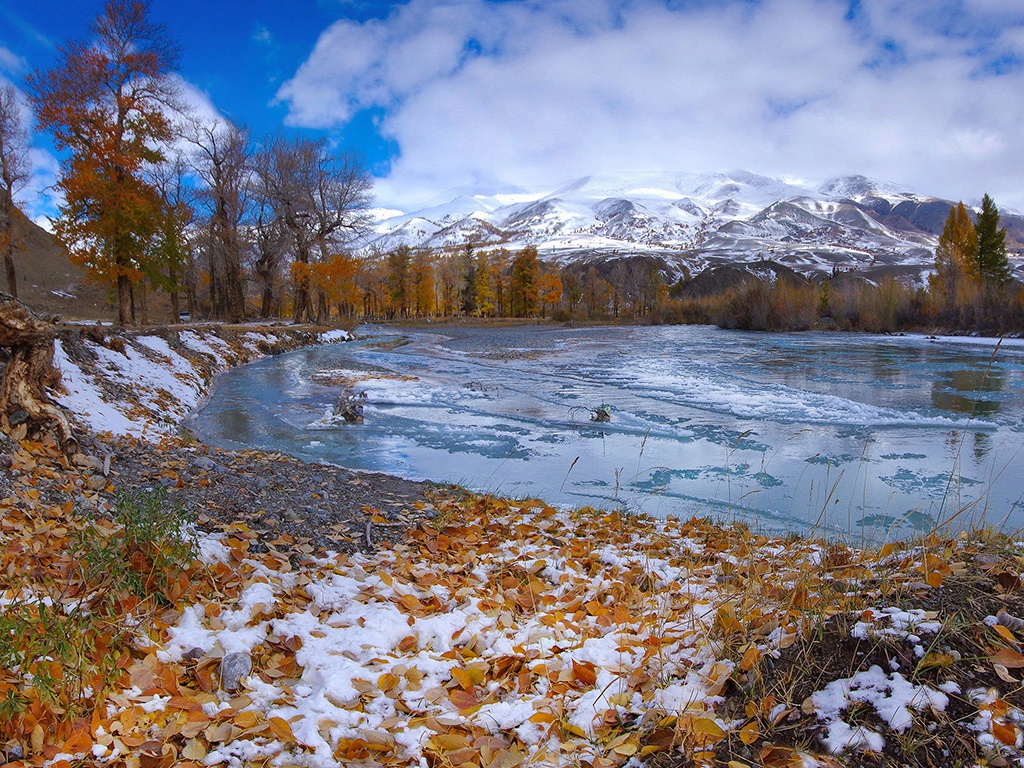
[50,325,349,439]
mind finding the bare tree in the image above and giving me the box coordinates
[253,135,372,323]
[0,84,29,298]
[148,151,195,322]
[252,193,289,318]
[185,119,250,321]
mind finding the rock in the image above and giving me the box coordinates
[192,456,216,471]
[218,652,252,692]
[0,455,11,469]
[183,647,205,663]
[8,410,29,427]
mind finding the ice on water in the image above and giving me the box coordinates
[188,325,1024,541]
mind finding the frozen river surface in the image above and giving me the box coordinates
[188,324,1024,541]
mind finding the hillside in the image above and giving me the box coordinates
[7,210,116,321]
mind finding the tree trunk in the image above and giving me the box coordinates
[0,293,74,449]
[117,274,132,325]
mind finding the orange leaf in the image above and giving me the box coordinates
[993,720,1018,746]
[572,660,597,686]
[378,673,400,692]
[448,688,479,712]
[991,648,1024,669]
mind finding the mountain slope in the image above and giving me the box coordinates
[370,171,1024,284]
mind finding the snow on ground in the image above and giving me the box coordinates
[50,328,320,439]
[122,505,826,767]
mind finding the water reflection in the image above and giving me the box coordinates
[930,362,1005,418]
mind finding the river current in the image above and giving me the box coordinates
[188,324,1024,542]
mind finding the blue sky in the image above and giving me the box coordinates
[3,0,1024,220]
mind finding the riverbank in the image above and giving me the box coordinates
[1,324,1024,767]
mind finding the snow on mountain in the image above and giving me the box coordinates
[368,171,1024,282]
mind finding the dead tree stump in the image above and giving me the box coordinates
[0,292,75,449]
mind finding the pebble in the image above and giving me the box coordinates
[218,652,252,692]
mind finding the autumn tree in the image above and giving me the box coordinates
[490,248,511,316]
[539,270,562,317]
[0,84,29,298]
[510,245,540,317]
[411,248,435,316]
[475,251,494,316]
[386,245,412,317]
[28,0,183,324]
[930,202,977,310]
[975,194,1011,288]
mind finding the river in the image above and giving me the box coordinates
[187,324,1024,542]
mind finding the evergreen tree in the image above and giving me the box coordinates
[459,243,478,315]
[975,193,1011,287]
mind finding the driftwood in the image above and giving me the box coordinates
[0,292,75,449]
[333,390,367,424]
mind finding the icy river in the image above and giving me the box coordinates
[188,324,1024,541]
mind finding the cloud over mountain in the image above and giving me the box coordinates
[276,0,1024,210]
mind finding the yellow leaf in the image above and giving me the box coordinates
[878,542,897,559]
[739,720,760,745]
[689,716,726,740]
[268,716,295,742]
[378,673,400,692]
[182,739,207,760]
[994,623,1019,644]
[917,651,955,671]
[612,741,638,757]
[739,645,761,672]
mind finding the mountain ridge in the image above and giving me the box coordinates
[369,171,1024,284]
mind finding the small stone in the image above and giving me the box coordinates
[0,455,11,469]
[183,647,205,662]
[192,456,216,471]
[7,410,29,427]
[218,652,252,692]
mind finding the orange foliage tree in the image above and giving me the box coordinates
[28,0,182,324]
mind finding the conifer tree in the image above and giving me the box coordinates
[975,193,1011,287]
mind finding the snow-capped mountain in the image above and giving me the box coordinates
[368,171,1024,283]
